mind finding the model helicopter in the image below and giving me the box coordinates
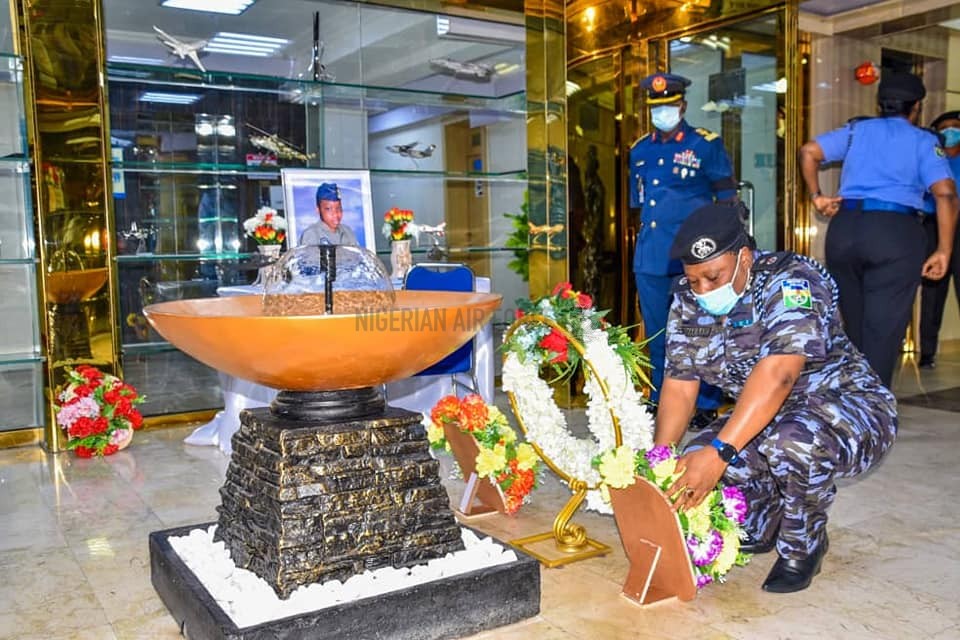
[246,124,314,162]
[153,26,208,73]
[429,58,496,81]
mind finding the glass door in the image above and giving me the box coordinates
[665,11,787,251]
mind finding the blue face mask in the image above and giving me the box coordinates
[942,127,960,149]
[693,250,746,316]
[651,105,682,132]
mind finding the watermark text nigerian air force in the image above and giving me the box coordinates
[354,308,516,332]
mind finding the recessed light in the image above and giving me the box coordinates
[203,31,289,58]
[160,0,255,16]
[139,91,202,104]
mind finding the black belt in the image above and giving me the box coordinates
[840,198,917,215]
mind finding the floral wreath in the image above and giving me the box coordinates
[54,365,145,458]
[424,394,542,514]
[501,282,655,513]
[595,444,751,588]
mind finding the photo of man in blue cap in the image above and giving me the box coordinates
[629,71,740,429]
[300,182,360,246]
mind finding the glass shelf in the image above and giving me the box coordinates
[0,352,44,365]
[122,341,178,355]
[116,253,252,263]
[113,161,530,183]
[0,258,37,265]
[107,63,527,114]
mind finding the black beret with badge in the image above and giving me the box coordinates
[641,72,692,105]
[877,71,926,103]
[670,202,754,265]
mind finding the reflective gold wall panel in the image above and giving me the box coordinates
[14,0,120,452]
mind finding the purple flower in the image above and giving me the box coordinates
[686,530,723,567]
[645,445,674,468]
[55,396,100,429]
[721,485,748,524]
[696,573,714,589]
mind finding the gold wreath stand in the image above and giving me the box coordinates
[504,314,623,567]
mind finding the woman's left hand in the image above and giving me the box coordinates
[666,447,728,511]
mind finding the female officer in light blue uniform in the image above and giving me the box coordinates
[919,112,960,368]
[799,71,958,388]
[629,72,738,426]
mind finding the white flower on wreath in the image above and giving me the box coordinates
[502,329,654,515]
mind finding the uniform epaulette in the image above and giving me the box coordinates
[695,127,719,141]
[753,251,793,272]
[671,275,691,294]
[631,133,651,147]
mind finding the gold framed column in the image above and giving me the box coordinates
[14,0,121,452]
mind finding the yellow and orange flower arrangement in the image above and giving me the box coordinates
[426,394,541,514]
[242,206,287,245]
[382,207,415,242]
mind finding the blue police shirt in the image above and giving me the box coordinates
[629,120,736,276]
[816,117,952,209]
[921,153,960,214]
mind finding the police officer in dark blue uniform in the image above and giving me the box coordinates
[799,71,958,388]
[919,111,960,368]
[630,72,739,426]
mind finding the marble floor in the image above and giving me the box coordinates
[1,347,958,640]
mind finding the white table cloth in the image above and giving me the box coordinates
[185,277,494,454]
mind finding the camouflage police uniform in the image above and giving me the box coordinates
[664,250,898,559]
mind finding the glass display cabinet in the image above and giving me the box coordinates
[0,51,43,433]
[103,0,533,418]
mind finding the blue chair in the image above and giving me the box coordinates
[403,263,480,395]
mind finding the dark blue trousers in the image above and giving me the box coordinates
[635,271,724,409]
[825,209,926,388]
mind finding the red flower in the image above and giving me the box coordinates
[76,365,103,382]
[504,493,523,515]
[102,444,119,456]
[430,395,461,425]
[514,308,524,319]
[538,328,569,364]
[458,394,489,432]
[551,282,572,297]
[576,292,593,309]
[129,410,144,430]
[74,446,95,458]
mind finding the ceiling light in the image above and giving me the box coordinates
[161,0,256,16]
[108,55,165,65]
[204,31,289,58]
[139,91,201,104]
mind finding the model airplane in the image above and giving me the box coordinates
[246,124,313,162]
[153,26,207,73]
[429,58,496,81]
[386,142,437,159]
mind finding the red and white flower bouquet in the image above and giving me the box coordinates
[54,365,145,458]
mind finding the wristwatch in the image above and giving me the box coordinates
[710,438,740,464]
[810,190,822,200]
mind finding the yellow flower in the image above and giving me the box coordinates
[598,445,636,489]
[686,500,713,538]
[651,457,680,487]
[425,419,445,446]
[600,483,611,503]
[515,442,539,471]
[489,405,508,426]
[475,444,507,479]
[499,424,517,445]
[710,529,741,575]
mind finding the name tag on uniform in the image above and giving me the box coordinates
[681,325,713,337]
[781,279,813,310]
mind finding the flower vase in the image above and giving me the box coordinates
[441,421,507,516]
[390,239,413,280]
[255,244,282,286]
[608,478,698,605]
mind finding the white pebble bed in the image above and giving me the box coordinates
[168,526,519,628]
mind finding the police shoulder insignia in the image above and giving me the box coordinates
[695,127,719,141]
[936,144,946,158]
[781,278,813,310]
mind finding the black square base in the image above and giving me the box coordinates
[150,522,541,640]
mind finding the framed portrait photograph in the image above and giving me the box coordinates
[281,168,376,251]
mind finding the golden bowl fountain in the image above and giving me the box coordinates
[143,245,511,610]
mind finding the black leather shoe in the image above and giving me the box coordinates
[689,409,718,431]
[741,533,776,554]
[919,355,936,369]
[762,534,829,594]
